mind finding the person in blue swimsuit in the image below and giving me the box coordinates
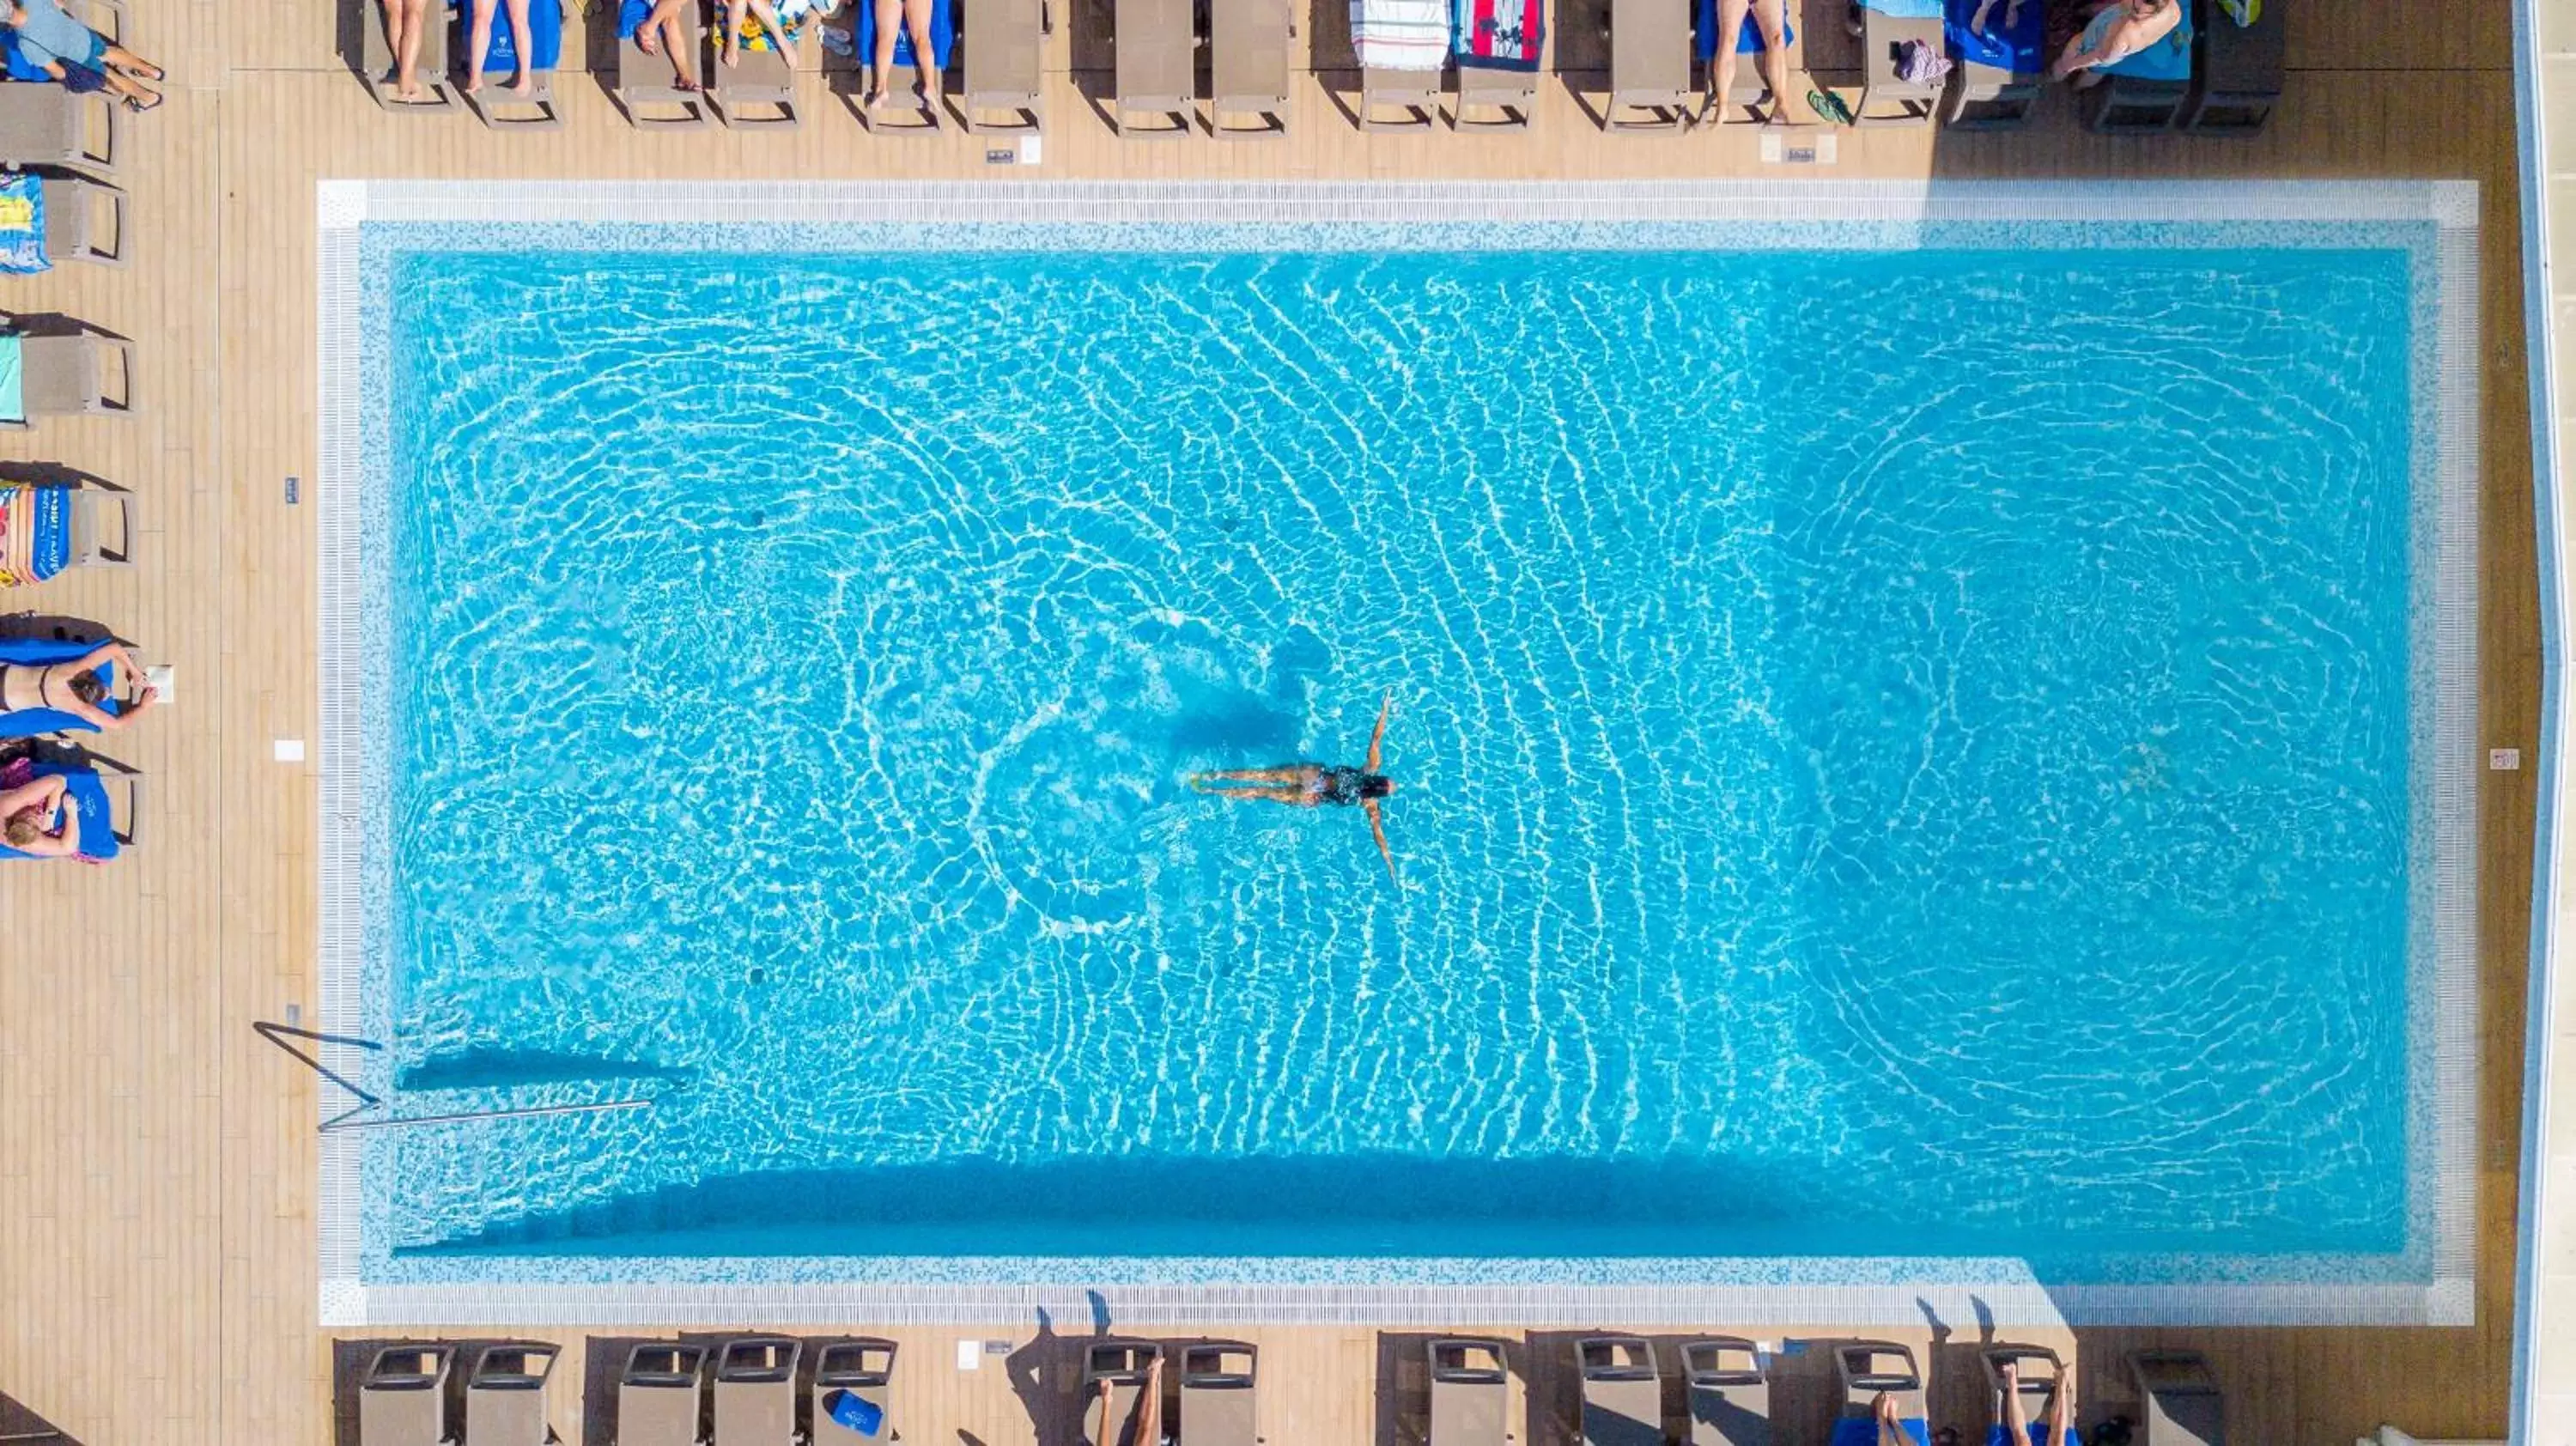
[1192,693,1400,881]
[2049,0,2180,84]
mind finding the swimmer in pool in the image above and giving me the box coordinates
[1191,692,1400,882]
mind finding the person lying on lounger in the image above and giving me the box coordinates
[2048,0,2179,83]
[0,640,156,732]
[862,0,939,114]
[376,0,436,100]
[0,770,78,858]
[720,0,826,70]
[463,0,537,97]
[631,0,704,91]
[1707,0,1801,126]
[6,0,166,111]
[1192,692,1400,882]
[1996,1359,2074,1446]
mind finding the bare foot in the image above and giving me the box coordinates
[862,84,883,113]
[719,37,738,65]
[463,73,484,94]
[1874,1392,1901,1431]
[396,78,425,100]
[507,68,533,96]
[638,27,660,53]
[778,39,801,67]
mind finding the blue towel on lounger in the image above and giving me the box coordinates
[0,763,117,860]
[0,635,120,738]
[0,28,47,81]
[855,0,957,70]
[618,0,649,35]
[1692,0,1794,58]
[1833,1418,1930,1446]
[471,0,563,72]
[1943,0,2041,71]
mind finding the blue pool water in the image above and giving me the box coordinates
[368,231,2421,1277]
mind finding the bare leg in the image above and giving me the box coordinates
[2047,1370,2072,1446]
[1874,1392,1908,1446]
[464,0,497,92]
[720,0,746,64]
[1710,0,1749,118]
[647,0,699,86]
[868,0,900,107]
[502,0,534,94]
[2001,1362,2029,1446]
[1752,0,1797,123]
[747,0,799,67]
[392,0,429,95]
[1200,784,1316,807]
[903,0,936,105]
[1193,766,1318,789]
[100,42,161,79]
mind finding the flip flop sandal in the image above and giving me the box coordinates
[1807,87,1855,125]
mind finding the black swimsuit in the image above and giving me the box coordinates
[1315,766,1368,806]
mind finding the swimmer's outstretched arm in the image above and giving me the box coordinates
[1366,692,1391,774]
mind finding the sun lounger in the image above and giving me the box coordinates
[1084,1340,1164,1446]
[0,331,136,428]
[1578,1337,1663,1446]
[1428,1339,1508,1446]
[0,484,134,586]
[1178,1343,1257,1446]
[1983,1347,2075,1446]
[465,1343,559,1446]
[1851,0,1942,124]
[21,176,122,266]
[358,0,459,111]
[616,0,714,125]
[0,83,119,173]
[1683,1339,1770,1446]
[1454,0,1543,126]
[712,8,805,125]
[2130,1351,2224,1446]
[1604,0,1691,130]
[461,0,570,126]
[2178,0,2277,133]
[1352,0,1446,127]
[858,0,956,133]
[0,636,149,738]
[1115,0,1198,137]
[1693,0,1792,123]
[1833,1342,1929,1446]
[812,1339,896,1443]
[1211,0,1293,137]
[617,1343,708,1446]
[963,0,1048,132]
[1941,0,2038,127]
[355,1343,456,1446]
[2077,2,2192,132]
[713,1338,801,1446]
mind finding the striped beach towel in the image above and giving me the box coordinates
[1454,0,1541,63]
[1352,0,1449,70]
[0,485,68,587]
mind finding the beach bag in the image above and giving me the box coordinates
[1895,37,1950,84]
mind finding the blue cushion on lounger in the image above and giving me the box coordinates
[1692,0,1795,58]
[2100,3,2190,79]
[472,0,563,72]
[0,763,117,861]
[1832,1418,1930,1446]
[0,635,119,738]
[1988,1426,2081,1446]
[854,0,957,70]
[1942,0,2041,70]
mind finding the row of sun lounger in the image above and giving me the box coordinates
[347,1334,2229,1446]
[340,0,2279,136]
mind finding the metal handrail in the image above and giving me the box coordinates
[253,1020,661,1133]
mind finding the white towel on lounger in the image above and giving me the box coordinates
[1352,0,1449,70]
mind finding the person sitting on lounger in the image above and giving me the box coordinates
[1996,1360,2074,1446]
[0,640,155,732]
[862,0,939,114]
[720,0,823,70]
[2048,0,2179,83]
[630,0,704,91]
[0,769,78,858]
[1192,692,1400,882]
[5,0,164,111]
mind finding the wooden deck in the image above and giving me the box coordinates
[0,2,2535,1442]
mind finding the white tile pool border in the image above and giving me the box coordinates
[313,179,2482,1330]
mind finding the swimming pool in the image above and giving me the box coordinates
[315,181,2481,1328]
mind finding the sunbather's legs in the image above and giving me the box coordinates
[465,0,496,90]
[100,42,161,80]
[1710,0,1750,118]
[501,0,534,94]
[1194,766,1315,789]
[902,0,937,101]
[645,0,699,85]
[718,0,744,63]
[1874,1392,1908,1446]
[866,0,901,106]
[747,0,800,67]
[1748,0,1799,124]
[2047,1370,2072,1446]
[2000,1362,2030,1444]
[380,0,427,94]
